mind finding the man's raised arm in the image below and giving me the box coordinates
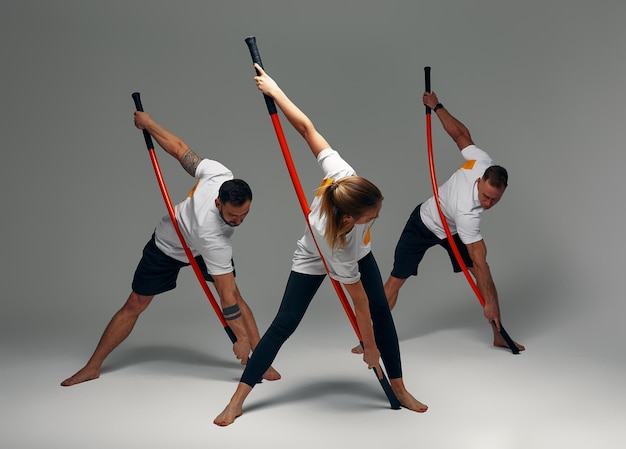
[134,111,202,177]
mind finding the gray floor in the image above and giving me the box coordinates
[2,1,625,448]
[5,298,625,448]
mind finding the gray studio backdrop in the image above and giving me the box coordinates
[1,1,625,448]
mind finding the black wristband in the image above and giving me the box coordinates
[433,103,444,112]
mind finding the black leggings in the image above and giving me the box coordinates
[240,251,402,386]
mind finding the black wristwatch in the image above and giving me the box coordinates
[433,103,444,112]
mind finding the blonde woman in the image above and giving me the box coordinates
[214,65,427,426]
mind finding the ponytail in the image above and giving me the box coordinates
[318,176,382,249]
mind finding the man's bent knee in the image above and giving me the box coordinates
[125,292,154,314]
[385,276,407,295]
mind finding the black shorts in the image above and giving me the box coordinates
[131,233,235,296]
[390,204,473,279]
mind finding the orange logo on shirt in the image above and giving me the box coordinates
[316,178,335,196]
[363,226,371,245]
[187,180,200,198]
[460,160,476,170]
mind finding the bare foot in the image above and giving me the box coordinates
[351,344,363,354]
[494,335,525,352]
[391,387,428,413]
[213,402,243,427]
[262,366,281,381]
[60,366,100,387]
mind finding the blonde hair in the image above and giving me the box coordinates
[318,176,382,249]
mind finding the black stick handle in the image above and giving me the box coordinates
[360,342,401,410]
[424,66,432,114]
[131,92,155,150]
[497,323,520,354]
[244,36,278,115]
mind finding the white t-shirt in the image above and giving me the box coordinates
[420,145,494,244]
[291,148,373,284]
[154,158,236,275]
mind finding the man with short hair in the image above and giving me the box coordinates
[356,91,524,353]
[62,111,280,386]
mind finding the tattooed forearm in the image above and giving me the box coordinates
[181,148,202,176]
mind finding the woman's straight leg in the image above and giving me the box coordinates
[240,271,325,386]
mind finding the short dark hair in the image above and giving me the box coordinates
[218,179,252,206]
[482,165,508,188]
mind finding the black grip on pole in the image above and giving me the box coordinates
[244,36,278,115]
[245,36,264,69]
[131,91,144,111]
[376,369,402,409]
[359,342,401,409]
[131,92,155,150]
[424,66,432,114]
[225,326,237,344]
[497,323,520,355]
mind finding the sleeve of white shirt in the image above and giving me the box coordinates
[317,148,356,179]
[455,212,483,244]
[197,236,234,275]
[460,145,494,165]
[195,158,233,181]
